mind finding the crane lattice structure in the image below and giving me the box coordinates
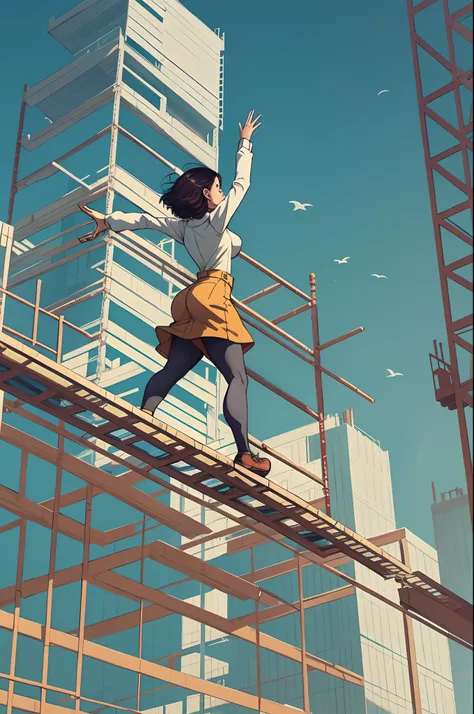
[407,0,473,523]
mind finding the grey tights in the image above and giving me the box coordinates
[141,337,250,454]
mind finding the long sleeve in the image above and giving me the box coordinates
[209,138,253,234]
[105,211,185,244]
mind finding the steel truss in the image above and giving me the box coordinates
[407,0,473,521]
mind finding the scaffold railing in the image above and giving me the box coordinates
[0,300,471,650]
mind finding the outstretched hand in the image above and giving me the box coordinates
[239,110,262,141]
[78,204,108,243]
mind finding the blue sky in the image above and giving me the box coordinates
[0,0,469,548]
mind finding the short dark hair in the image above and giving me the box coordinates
[160,167,222,220]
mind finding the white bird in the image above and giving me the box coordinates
[289,201,312,211]
[45,117,53,123]
[377,89,390,95]
[371,273,387,279]
[386,368,403,378]
[27,134,31,140]
[334,257,350,264]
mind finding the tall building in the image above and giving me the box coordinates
[432,486,473,714]
[7,0,225,450]
[0,0,236,710]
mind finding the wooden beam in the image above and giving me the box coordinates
[94,570,364,687]
[148,541,280,606]
[227,497,327,552]
[0,483,103,545]
[231,585,356,629]
[1,424,209,539]
[0,689,89,714]
[399,540,423,714]
[83,586,356,643]
[0,609,322,713]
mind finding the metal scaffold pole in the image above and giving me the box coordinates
[7,84,28,225]
[309,272,331,517]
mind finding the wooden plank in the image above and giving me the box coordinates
[149,540,280,606]
[227,497,327,552]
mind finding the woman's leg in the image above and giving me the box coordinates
[202,337,250,454]
[141,336,203,413]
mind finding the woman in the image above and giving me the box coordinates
[79,109,270,475]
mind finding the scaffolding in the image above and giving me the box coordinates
[0,1,472,713]
[407,0,473,523]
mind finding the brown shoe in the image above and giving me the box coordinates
[234,451,271,476]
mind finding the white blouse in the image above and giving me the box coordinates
[105,138,253,275]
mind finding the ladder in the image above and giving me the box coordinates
[0,332,471,634]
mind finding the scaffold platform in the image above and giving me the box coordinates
[0,330,471,646]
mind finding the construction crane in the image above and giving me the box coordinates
[407,0,473,523]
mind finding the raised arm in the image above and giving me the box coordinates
[78,204,184,244]
[209,110,262,234]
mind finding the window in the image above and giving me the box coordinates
[126,37,162,70]
[306,434,319,463]
[135,0,164,23]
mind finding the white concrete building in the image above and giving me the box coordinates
[175,411,458,713]
[432,487,473,714]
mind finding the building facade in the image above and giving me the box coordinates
[432,487,473,714]
[177,412,458,714]
[6,0,225,450]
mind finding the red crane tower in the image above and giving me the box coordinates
[407,0,473,523]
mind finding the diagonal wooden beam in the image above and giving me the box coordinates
[0,483,103,545]
[0,608,343,712]
[94,570,364,686]
[1,424,209,539]
[148,541,280,606]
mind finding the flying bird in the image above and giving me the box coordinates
[371,273,387,279]
[377,89,390,95]
[334,257,350,264]
[386,368,403,378]
[289,201,312,211]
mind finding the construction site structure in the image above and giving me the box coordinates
[0,1,472,713]
[220,416,459,713]
[432,483,473,714]
[407,0,473,522]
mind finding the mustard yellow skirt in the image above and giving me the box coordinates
[155,269,254,359]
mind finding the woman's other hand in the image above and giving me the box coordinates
[78,204,108,242]
[239,110,262,141]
